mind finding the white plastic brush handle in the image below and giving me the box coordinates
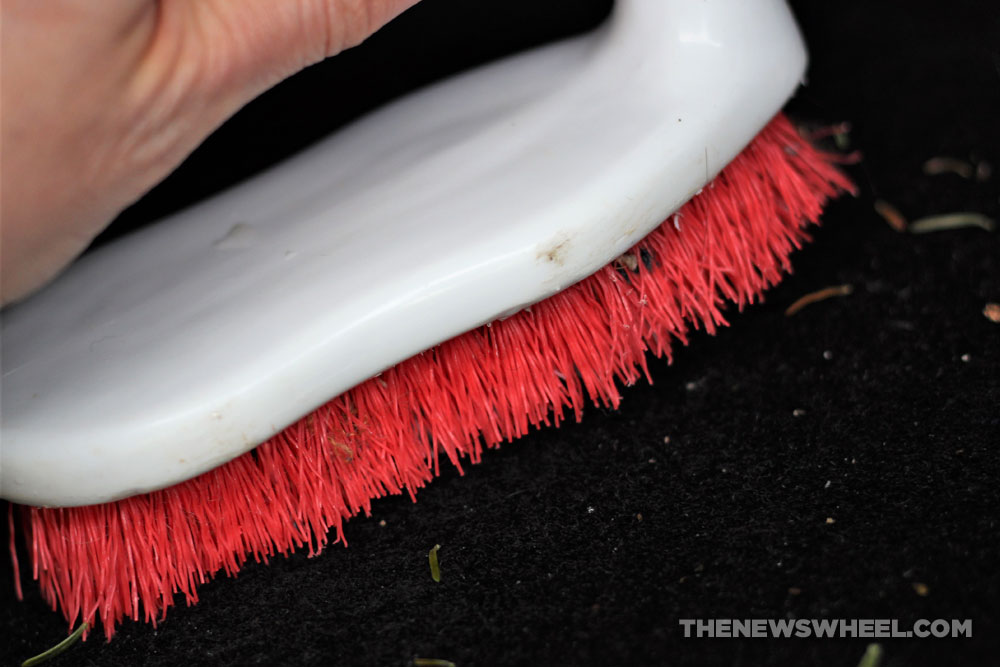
[1,0,806,506]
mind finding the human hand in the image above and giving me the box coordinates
[0,0,420,305]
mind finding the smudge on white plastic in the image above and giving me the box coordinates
[213,223,257,250]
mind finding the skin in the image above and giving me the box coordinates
[0,0,420,305]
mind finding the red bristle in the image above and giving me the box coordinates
[7,504,23,601]
[11,114,854,640]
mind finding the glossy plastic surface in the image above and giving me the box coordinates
[0,0,806,506]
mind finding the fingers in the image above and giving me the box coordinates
[115,0,424,210]
[118,0,424,206]
[175,0,422,105]
[117,0,424,209]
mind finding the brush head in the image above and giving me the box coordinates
[3,0,854,643]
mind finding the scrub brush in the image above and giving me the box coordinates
[2,0,853,639]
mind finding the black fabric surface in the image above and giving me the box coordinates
[3,1,999,665]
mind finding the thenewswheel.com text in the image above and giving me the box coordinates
[678,618,971,639]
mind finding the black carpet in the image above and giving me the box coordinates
[3,1,998,665]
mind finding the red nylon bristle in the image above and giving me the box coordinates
[9,114,854,640]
